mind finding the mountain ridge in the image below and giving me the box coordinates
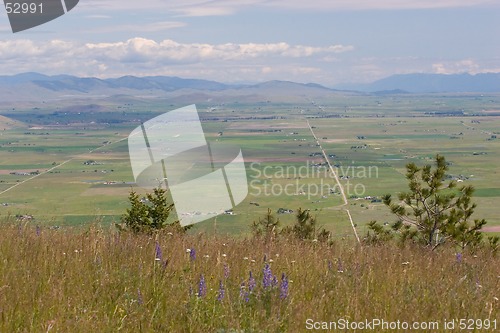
[0,72,499,102]
[336,73,500,93]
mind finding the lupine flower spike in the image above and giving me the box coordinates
[198,274,206,297]
[280,273,289,299]
[263,263,273,289]
[248,271,256,292]
[155,241,162,261]
[217,280,225,301]
[240,282,249,302]
[337,258,344,273]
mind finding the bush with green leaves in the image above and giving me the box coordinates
[367,155,496,250]
[251,208,331,242]
[117,187,186,234]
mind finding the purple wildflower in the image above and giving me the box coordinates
[36,225,41,236]
[280,273,289,299]
[137,288,144,305]
[198,274,206,297]
[263,263,273,289]
[337,258,344,273]
[456,253,462,263]
[190,248,196,261]
[223,263,230,279]
[217,280,225,301]
[155,241,162,261]
[272,275,278,287]
[240,282,249,302]
[248,271,256,292]
[327,260,333,271]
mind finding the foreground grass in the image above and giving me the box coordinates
[0,224,498,332]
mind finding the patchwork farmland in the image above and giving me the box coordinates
[0,92,499,239]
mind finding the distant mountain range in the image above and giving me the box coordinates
[337,73,500,93]
[0,73,339,103]
[0,72,499,103]
[0,72,229,92]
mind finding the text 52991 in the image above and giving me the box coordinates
[5,2,43,14]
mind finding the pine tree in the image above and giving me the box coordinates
[118,187,175,233]
[376,155,487,250]
[251,208,280,241]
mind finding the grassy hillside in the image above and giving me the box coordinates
[0,222,498,332]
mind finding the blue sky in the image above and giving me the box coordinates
[0,0,498,85]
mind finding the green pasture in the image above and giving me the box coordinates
[0,93,499,237]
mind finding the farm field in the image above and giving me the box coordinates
[0,92,499,239]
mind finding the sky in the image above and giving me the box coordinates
[0,0,499,86]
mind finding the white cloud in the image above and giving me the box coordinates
[0,40,75,59]
[0,38,496,86]
[83,38,353,63]
[0,38,354,83]
[432,59,480,74]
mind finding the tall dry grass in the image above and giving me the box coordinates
[0,222,498,332]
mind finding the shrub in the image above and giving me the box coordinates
[117,187,185,234]
[282,208,331,242]
[251,208,280,241]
